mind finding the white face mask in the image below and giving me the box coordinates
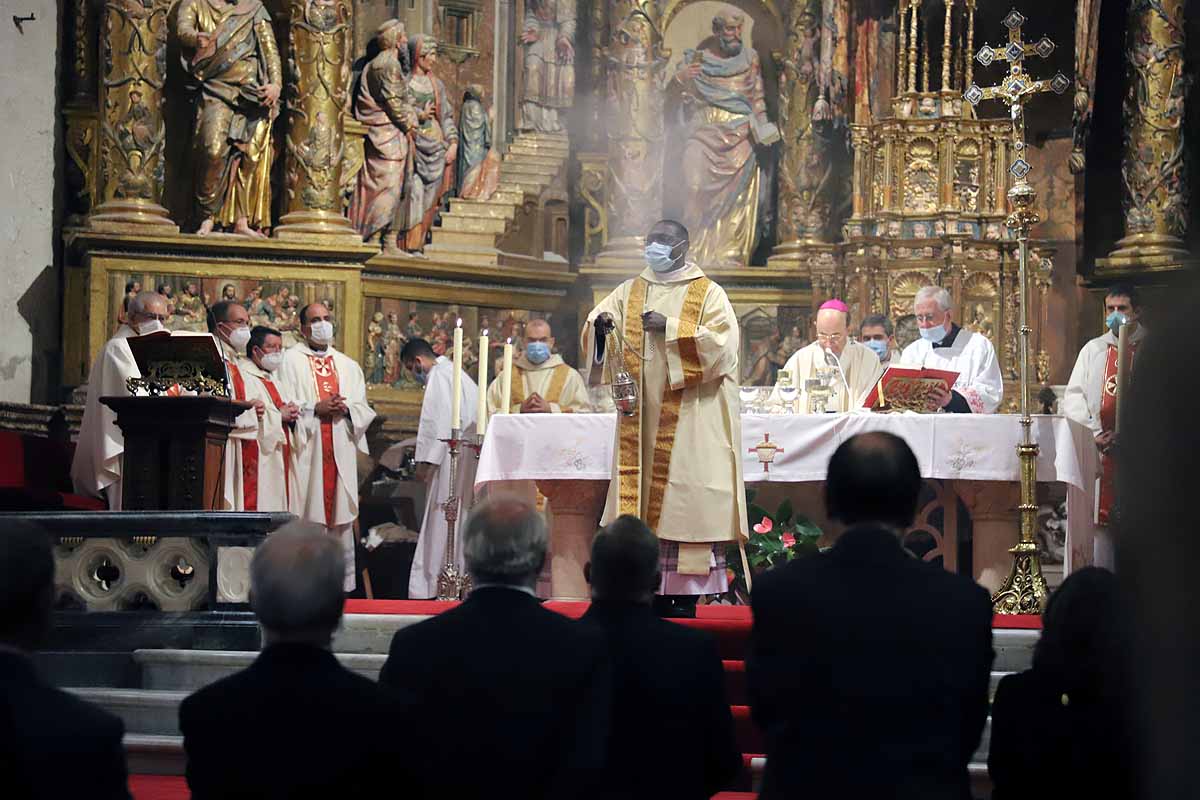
[260,351,284,372]
[226,325,251,350]
[309,320,335,344]
[134,319,164,336]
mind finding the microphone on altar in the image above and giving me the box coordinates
[824,346,851,405]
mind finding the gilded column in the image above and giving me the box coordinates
[65,0,99,224]
[87,0,177,231]
[941,0,954,91]
[907,2,919,94]
[595,1,666,269]
[275,0,360,241]
[1099,0,1193,267]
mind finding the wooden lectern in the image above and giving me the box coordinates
[100,332,251,510]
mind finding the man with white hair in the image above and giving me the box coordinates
[179,524,418,798]
[898,286,1003,413]
[379,497,609,798]
[776,299,884,412]
[71,290,173,508]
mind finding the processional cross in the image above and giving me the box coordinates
[964,9,1071,615]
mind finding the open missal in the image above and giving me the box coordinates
[861,366,960,412]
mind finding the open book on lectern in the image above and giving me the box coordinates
[861,366,960,412]
[125,331,230,397]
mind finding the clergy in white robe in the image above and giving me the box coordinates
[278,303,377,591]
[234,325,301,512]
[898,286,1003,414]
[774,300,883,412]
[486,319,590,414]
[71,291,171,509]
[400,338,479,599]
[209,301,268,512]
[581,220,747,603]
[1063,285,1144,559]
[859,314,899,369]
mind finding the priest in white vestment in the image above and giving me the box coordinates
[401,337,479,599]
[775,299,883,412]
[209,301,267,511]
[1063,284,1144,565]
[486,318,590,414]
[71,291,171,509]
[859,314,899,369]
[581,219,747,616]
[898,286,1003,414]
[278,303,376,591]
[237,325,301,512]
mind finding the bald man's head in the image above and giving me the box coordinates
[815,307,850,356]
[250,522,345,645]
[825,431,921,530]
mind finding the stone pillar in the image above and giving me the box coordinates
[536,479,608,600]
[1098,0,1194,269]
[594,1,665,270]
[274,0,360,241]
[954,480,1021,594]
[87,0,177,232]
[492,0,517,151]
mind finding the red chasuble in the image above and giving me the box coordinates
[258,377,291,507]
[1097,342,1137,525]
[306,354,340,527]
[228,361,260,511]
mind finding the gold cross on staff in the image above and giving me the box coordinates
[963,8,1071,182]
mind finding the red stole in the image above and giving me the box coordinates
[228,360,260,511]
[306,354,340,527]
[1097,341,1137,525]
[258,376,292,507]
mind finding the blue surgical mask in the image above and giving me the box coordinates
[525,342,551,364]
[1106,311,1128,333]
[919,324,948,344]
[864,339,889,359]
[413,365,428,386]
[644,241,680,272]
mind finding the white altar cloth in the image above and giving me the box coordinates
[476,412,1099,572]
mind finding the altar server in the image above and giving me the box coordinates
[401,337,479,599]
[486,318,590,414]
[899,286,1003,413]
[581,218,747,616]
[775,299,883,412]
[71,291,171,509]
[1063,285,1144,560]
[210,301,268,511]
[236,326,301,512]
[279,303,376,591]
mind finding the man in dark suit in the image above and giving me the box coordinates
[581,515,742,800]
[0,521,130,800]
[180,523,419,800]
[748,432,994,800]
[380,496,610,799]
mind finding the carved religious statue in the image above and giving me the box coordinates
[399,35,458,253]
[176,0,283,238]
[519,0,576,133]
[349,19,418,252]
[457,85,499,200]
[669,11,778,268]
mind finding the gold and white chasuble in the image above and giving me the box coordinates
[582,263,749,570]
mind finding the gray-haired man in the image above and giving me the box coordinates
[179,524,419,799]
[380,497,610,798]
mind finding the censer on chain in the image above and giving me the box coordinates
[597,316,639,417]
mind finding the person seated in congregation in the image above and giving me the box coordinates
[898,285,1003,413]
[748,431,993,800]
[179,523,419,800]
[379,496,610,799]
[580,514,742,800]
[988,567,1134,800]
[0,521,130,799]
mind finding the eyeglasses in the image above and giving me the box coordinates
[815,332,845,342]
[914,314,943,323]
[136,313,168,322]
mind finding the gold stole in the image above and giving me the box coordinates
[509,363,571,411]
[617,276,710,531]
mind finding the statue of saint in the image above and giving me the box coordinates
[669,11,778,268]
[457,85,499,200]
[519,0,575,132]
[177,0,282,238]
[350,20,418,252]
[399,35,458,253]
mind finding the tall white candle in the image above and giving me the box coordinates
[501,339,514,413]
[477,330,489,435]
[451,320,463,430]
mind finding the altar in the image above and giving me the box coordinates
[476,412,1098,600]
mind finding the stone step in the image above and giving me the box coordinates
[429,228,502,248]
[69,687,187,737]
[513,133,569,148]
[506,144,570,160]
[125,733,186,776]
[448,198,517,220]
[500,162,560,179]
[502,151,565,168]
[438,214,510,234]
[495,179,551,197]
[135,647,390,691]
[992,629,1038,672]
